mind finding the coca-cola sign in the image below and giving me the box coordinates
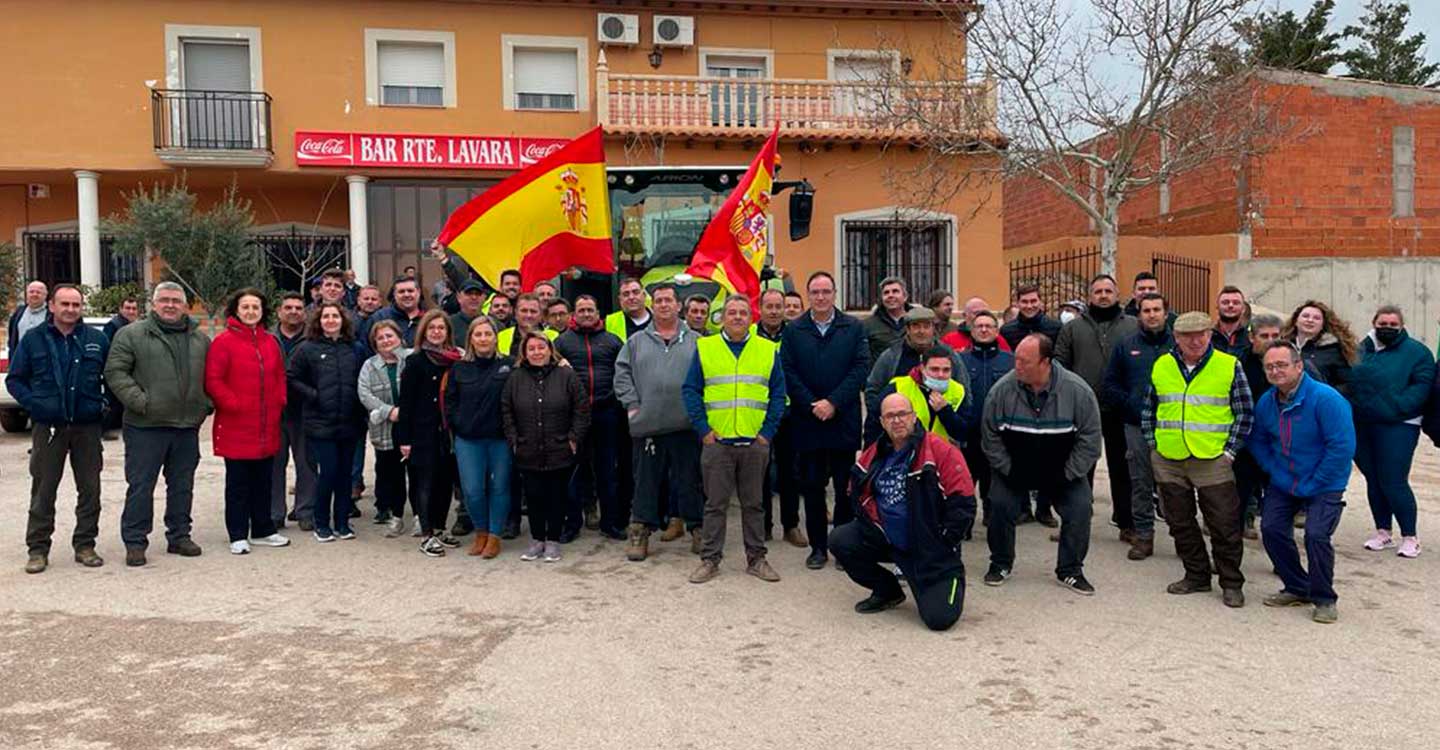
[294,131,572,170]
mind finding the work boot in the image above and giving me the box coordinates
[689,559,721,584]
[660,518,685,542]
[1222,588,1246,608]
[625,523,651,562]
[73,547,104,568]
[1167,579,1213,595]
[1119,528,1137,545]
[746,557,780,582]
[24,553,47,574]
[481,535,502,559]
[1127,537,1154,561]
[125,547,147,567]
[1262,591,1310,607]
[584,506,600,531]
[166,538,202,557]
[783,527,809,548]
[690,528,703,555]
[467,532,490,557]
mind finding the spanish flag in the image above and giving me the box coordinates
[438,127,613,290]
[686,123,780,308]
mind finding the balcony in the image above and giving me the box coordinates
[596,58,998,144]
[151,89,274,167]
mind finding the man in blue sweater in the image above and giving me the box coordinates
[1249,341,1355,624]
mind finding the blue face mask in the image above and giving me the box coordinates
[923,376,950,392]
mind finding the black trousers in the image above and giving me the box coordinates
[224,457,277,542]
[797,448,856,555]
[568,400,624,535]
[988,473,1092,578]
[409,445,456,534]
[121,425,199,549]
[630,431,704,530]
[524,467,573,542]
[829,521,964,631]
[762,417,801,533]
[373,448,410,518]
[1099,409,1134,531]
[961,440,992,526]
[26,422,103,555]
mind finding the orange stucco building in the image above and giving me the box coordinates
[0,0,1003,313]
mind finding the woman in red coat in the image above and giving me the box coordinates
[205,287,290,555]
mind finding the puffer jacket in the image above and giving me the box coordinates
[393,349,457,453]
[204,317,286,459]
[104,313,212,429]
[357,348,410,450]
[1347,329,1435,425]
[502,361,590,471]
[1054,307,1138,401]
[286,335,367,441]
[555,323,623,405]
[445,355,512,440]
[1296,333,1353,395]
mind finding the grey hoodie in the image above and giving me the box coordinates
[981,361,1102,488]
[614,323,699,437]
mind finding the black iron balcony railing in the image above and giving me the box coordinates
[151,88,272,154]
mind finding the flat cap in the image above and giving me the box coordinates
[1173,311,1213,334]
[902,306,936,324]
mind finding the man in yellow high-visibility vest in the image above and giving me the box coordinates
[682,294,787,584]
[867,348,967,447]
[1142,311,1255,609]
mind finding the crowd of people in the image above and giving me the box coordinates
[9,262,1438,631]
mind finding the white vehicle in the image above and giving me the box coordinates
[1,316,114,433]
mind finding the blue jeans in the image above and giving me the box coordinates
[1353,422,1420,536]
[454,437,512,535]
[309,437,357,536]
[1261,487,1345,604]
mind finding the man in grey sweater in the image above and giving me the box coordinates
[614,283,705,561]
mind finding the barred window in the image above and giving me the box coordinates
[841,219,952,311]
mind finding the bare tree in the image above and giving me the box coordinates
[871,0,1281,274]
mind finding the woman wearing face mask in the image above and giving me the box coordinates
[287,302,368,543]
[205,288,290,555]
[396,309,464,557]
[446,317,513,559]
[1283,300,1357,394]
[502,332,590,563]
[1347,305,1436,558]
[358,320,412,538]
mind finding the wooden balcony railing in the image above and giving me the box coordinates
[596,55,996,141]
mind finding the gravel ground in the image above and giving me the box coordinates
[1,422,1436,750]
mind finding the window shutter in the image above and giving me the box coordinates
[182,41,251,91]
[378,42,446,89]
[514,48,578,95]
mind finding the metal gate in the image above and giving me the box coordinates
[1007,245,1099,313]
[1151,253,1212,315]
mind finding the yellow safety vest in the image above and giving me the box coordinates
[1151,350,1237,460]
[698,334,778,440]
[606,309,650,341]
[498,326,558,358]
[890,376,966,443]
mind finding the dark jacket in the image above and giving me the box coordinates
[780,309,871,452]
[861,304,911,363]
[502,361,590,472]
[6,321,109,425]
[1347,329,1435,425]
[1000,312,1062,350]
[1211,324,1251,358]
[555,323,623,405]
[850,427,976,589]
[865,337,972,422]
[1296,333,1353,395]
[360,304,423,353]
[104,313,212,429]
[443,355,511,441]
[981,362,1103,491]
[1055,307,1138,400]
[102,314,132,342]
[394,350,455,452]
[7,304,49,347]
[204,318,287,459]
[866,365,966,445]
[957,341,1014,443]
[1423,362,1440,446]
[286,335,367,441]
[272,324,308,419]
[1101,326,1173,425]
[1123,298,1177,329]
[1250,374,1355,497]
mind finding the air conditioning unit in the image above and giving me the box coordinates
[653,15,695,47]
[597,13,640,46]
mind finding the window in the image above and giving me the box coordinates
[827,51,895,119]
[163,25,264,151]
[840,219,953,311]
[701,49,771,127]
[367,181,497,292]
[503,36,586,112]
[23,232,140,288]
[364,29,457,108]
[378,42,445,106]
[1394,126,1415,218]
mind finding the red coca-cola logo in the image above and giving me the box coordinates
[297,136,350,160]
[520,141,564,163]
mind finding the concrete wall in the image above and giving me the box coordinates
[1225,257,1440,350]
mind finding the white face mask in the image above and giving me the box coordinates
[1060,311,1077,325]
[923,376,950,393]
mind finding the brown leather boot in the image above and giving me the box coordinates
[468,532,489,557]
[1127,537,1154,560]
[660,517,684,542]
[481,535,501,559]
[625,523,651,562]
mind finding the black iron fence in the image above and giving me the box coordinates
[22,232,142,288]
[1007,246,1099,314]
[1152,253,1212,315]
[250,231,349,293]
[151,89,272,152]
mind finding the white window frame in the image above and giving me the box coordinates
[164,24,264,91]
[698,47,774,78]
[833,206,959,311]
[502,34,588,112]
[824,49,900,80]
[364,28,457,108]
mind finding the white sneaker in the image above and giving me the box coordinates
[385,517,405,538]
[251,534,290,548]
[229,540,251,555]
[411,518,424,537]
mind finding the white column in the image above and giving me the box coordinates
[75,170,101,288]
[346,175,370,286]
